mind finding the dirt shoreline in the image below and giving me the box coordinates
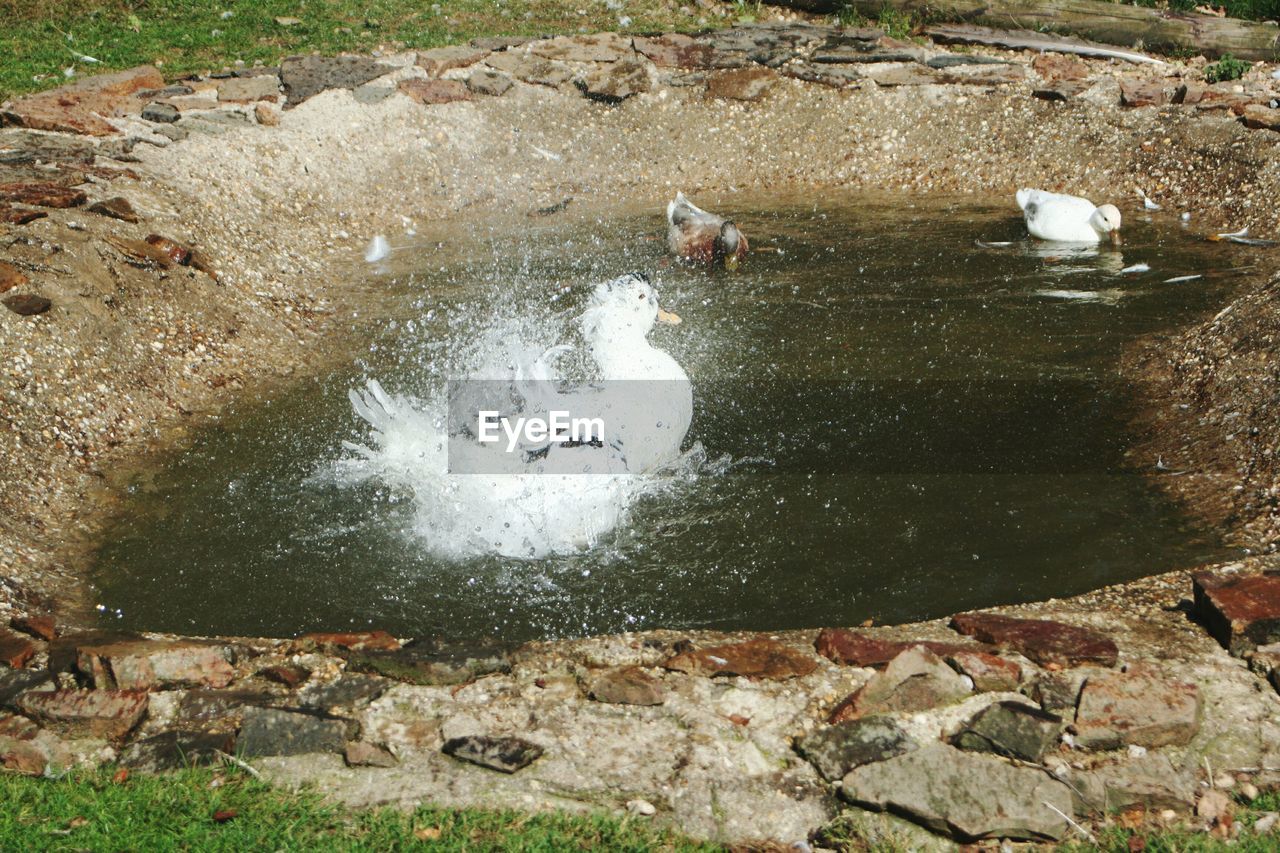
[3,20,1280,844]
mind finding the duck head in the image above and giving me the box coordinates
[581,273,680,343]
[1089,204,1122,245]
[715,221,745,270]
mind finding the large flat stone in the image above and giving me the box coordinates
[1120,77,1174,107]
[0,668,52,711]
[633,34,747,69]
[417,46,489,76]
[483,52,575,87]
[1074,668,1201,750]
[577,59,653,102]
[829,646,970,722]
[529,33,633,63]
[950,612,1118,668]
[280,55,392,107]
[217,75,281,102]
[946,650,1022,692]
[178,688,283,726]
[706,68,776,101]
[664,638,817,680]
[585,667,665,706]
[1194,571,1280,654]
[0,66,163,135]
[238,707,354,757]
[16,689,147,741]
[952,700,1062,762]
[343,639,510,686]
[815,628,981,668]
[0,628,36,668]
[840,743,1074,841]
[442,735,543,773]
[795,716,916,781]
[0,182,87,208]
[77,639,235,690]
[397,79,472,106]
[296,630,400,652]
[298,674,390,711]
[1067,754,1198,815]
[120,730,236,772]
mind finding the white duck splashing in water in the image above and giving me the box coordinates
[337,273,694,559]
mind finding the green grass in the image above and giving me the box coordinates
[0,0,735,101]
[0,766,719,851]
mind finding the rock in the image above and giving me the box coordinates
[77,639,234,690]
[258,664,309,688]
[417,46,489,76]
[152,125,189,142]
[0,629,36,668]
[1120,77,1173,107]
[577,59,653,102]
[1198,788,1233,826]
[296,630,400,652]
[865,66,943,87]
[16,689,147,741]
[1196,572,1280,654]
[1067,753,1198,814]
[0,182,87,208]
[2,294,51,316]
[343,639,511,686]
[946,651,1021,692]
[86,197,139,223]
[442,735,543,773]
[815,629,981,668]
[119,730,236,772]
[0,206,46,225]
[530,33,633,63]
[1027,667,1100,713]
[1,735,48,775]
[626,799,657,816]
[830,646,970,722]
[466,70,513,97]
[663,638,817,680]
[633,34,746,69]
[1032,53,1090,81]
[585,667,665,706]
[706,68,776,101]
[840,743,1074,841]
[344,740,397,768]
[952,700,1062,762]
[0,262,28,294]
[397,78,472,105]
[254,102,280,126]
[1256,812,1280,835]
[0,65,163,135]
[238,707,354,756]
[795,716,917,781]
[280,55,392,107]
[483,52,575,87]
[1240,104,1280,130]
[0,669,52,710]
[174,110,252,136]
[0,714,38,740]
[781,63,864,88]
[926,54,1011,68]
[217,75,280,102]
[811,45,924,63]
[1033,80,1092,102]
[298,674,390,711]
[179,688,281,726]
[141,102,180,123]
[470,36,536,51]
[1074,667,1201,750]
[950,612,1118,668]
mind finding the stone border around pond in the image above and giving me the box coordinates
[4,21,1280,845]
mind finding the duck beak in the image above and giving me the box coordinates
[1110,230,1122,247]
[724,254,741,271]
[657,307,682,326]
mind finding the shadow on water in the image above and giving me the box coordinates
[90,194,1253,640]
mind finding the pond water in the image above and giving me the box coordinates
[90,195,1252,641]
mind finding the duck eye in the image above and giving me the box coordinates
[638,293,646,300]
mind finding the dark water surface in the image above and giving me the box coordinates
[90,196,1251,640]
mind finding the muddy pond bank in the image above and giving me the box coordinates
[3,18,1280,846]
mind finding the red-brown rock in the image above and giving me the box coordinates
[0,182,87,208]
[2,294,51,316]
[815,628,982,668]
[1031,53,1090,81]
[77,639,235,690]
[1241,104,1280,131]
[634,34,744,69]
[297,630,401,652]
[0,737,47,775]
[258,664,310,688]
[144,233,192,265]
[950,612,1118,667]
[1074,667,1202,750]
[87,197,139,223]
[416,46,489,76]
[946,650,1023,692]
[16,689,148,741]
[829,646,971,723]
[1120,77,1173,107]
[706,67,776,101]
[1194,571,1280,654]
[0,66,164,136]
[0,262,28,295]
[0,206,47,224]
[10,614,56,641]
[0,629,36,668]
[664,638,817,679]
[397,78,472,105]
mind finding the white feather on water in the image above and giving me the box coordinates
[364,235,391,263]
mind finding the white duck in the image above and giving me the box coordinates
[341,273,691,559]
[1016,189,1122,244]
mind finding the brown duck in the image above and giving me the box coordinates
[666,192,748,270]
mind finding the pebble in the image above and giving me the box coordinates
[626,799,656,816]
